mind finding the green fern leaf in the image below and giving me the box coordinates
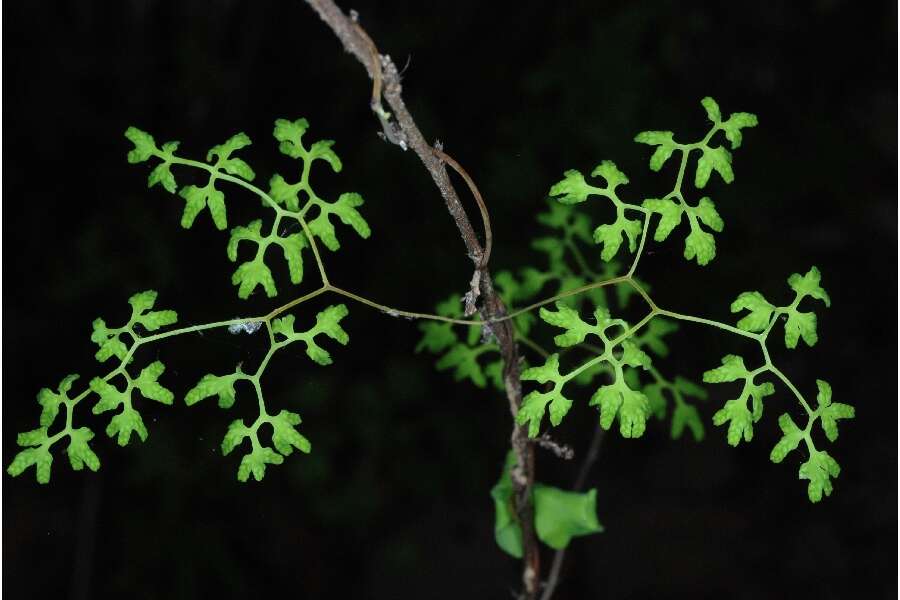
[36,374,79,428]
[206,132,255,181]
[66,427,101,472]
[185,369,244,409]
[178,184,227,230]
[800,450,841,503]
[721,112,758,149]
[124,127,158,163]
[7,446,53,484]
[134,360,174,405]
[307,192,371,251]
[634,130,678,172]
[814,380,854,442]
[106,406,148,446]
[695,145,733,188]
[271,305,350,365]
[731,291,776,332]
[268,410,312,457]
[231,257,277,299]
[770,414,805,463]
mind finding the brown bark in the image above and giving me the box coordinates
[302,1,540,595]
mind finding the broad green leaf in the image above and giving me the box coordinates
[67,427,101,472]
[533,485,603,549]
[106,406,148,446]
[695,145,733,188]
[134,361,174,405]
[814,380,854,442]
[731,291,776,332]
[490,452,524,558]
[770,414,805,463]
[185,370,244,409]
[268,410,312,457]
[307,192,370,251]
[799,450,841,503]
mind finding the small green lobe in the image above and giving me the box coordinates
[67,427,101,472]
[125,127,157,163]
[185,371,242,409]
[800,450,841,503]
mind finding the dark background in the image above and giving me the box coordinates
[3,1,896,598]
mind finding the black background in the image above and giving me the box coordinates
[3,1,896,598]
